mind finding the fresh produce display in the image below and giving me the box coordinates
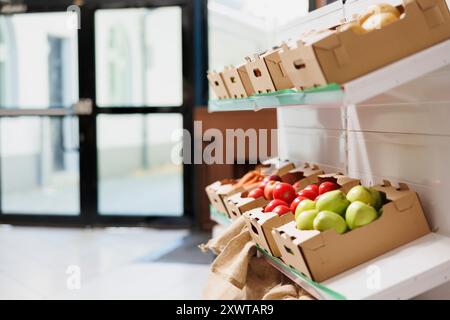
[234,170,265,188]
[345,201,378,230]
[272,205,292,217]
[265,199,288,213]
[296,209,318,230]
[346,185,374,205]
[337,3,401,34]
[295,184,387,234]
[318,181,339,195]
[264,180,280,200]
[316,190,350,216]
[290,196,307,213]
[313,211,347,234]
[258,174,281,190]
[247,188,264,199]
[273,183,296,204]
[298,185,319,200]
[294,199,315,219]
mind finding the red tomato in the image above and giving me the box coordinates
[318,181,340,195]
[297,189,317,201]
[259,175,281,190]
[304,184,319,196]
[273,183,296,204]
[272,205,292,216]
[290,196,308,213]
[264,180,280,200]
[264,199,288,213]
[247,188,264,199]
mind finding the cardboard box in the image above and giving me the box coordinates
[226,189,269,220]
[207,71,230,99]
[244,207,294,257]
[279,37,330,90]
[272,180,431,282]
[256,158,296,176]
[205,179,239,215]
[280,163,324,189]
[222,65,255,98]
[280,0,450,88]
[244,49,293,94]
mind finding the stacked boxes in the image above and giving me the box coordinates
[208,0,450,99]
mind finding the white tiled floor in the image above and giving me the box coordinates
[0,225,210,300]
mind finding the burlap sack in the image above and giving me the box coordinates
[200,215,247,255]
[202,217,313,300]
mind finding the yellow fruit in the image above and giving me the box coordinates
[358,3,401,25]
[361,12,399,32]
[337,22,366,34]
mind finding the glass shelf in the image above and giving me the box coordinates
[208,84,343,112]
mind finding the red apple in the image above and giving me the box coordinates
[259,175,281,190]
[290,196,308,213]
[273,183,296,204]
[265,199,288,213]
[247,188,264,199]
[264,180,280,200]
[297,189,317,201]
[318,181,340,195]
[272,205,292,216]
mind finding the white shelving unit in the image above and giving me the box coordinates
[322,233,450,300]
[208,0,450,299]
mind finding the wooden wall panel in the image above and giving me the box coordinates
[194,107,277,230]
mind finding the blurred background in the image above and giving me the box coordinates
[0,0,331,299]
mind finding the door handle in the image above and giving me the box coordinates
[0,99,93,116]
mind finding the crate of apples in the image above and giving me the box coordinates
[295,183,387,234]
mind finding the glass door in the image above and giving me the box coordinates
[0,10,82,223]
[0,0,194,226]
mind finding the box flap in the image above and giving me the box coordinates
[373,181,417,212]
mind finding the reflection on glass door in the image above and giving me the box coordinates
[95,6,185,217]
[98,114,183,216]
[0,12,80,216]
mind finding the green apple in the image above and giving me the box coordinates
[295,199,315,219]
[296,209,319,230]
[369,187,386,210]
[345,201,378,230]
[313,211,347,234]
[316,190,350,216]
[346,185,374,205]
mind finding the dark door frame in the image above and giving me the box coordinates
[0,0,205,227]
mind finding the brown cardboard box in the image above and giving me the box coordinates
[256,158,296,176]
[244,207,294,257]
[280,163,324,189]
[205,179,238,215]
[272,180,431,282]
[279,38,330,90]
[226,189,269,220]
[281,0,450,88]
[207,71,230,99]
[222,65,255,98]
[245,49,293,94]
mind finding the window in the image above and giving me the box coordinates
[95,7,183,107]
[0,18,7,106]
[208,0,309,70]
